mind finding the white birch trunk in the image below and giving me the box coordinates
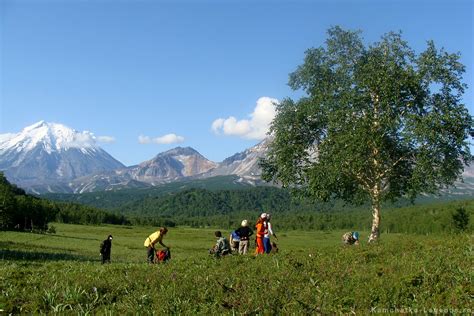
[368,187,381,242]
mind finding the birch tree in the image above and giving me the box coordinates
[261,27,472,242]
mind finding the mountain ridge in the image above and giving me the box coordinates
[1,121,473,196]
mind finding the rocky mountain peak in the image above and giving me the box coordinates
[157,146,202,158]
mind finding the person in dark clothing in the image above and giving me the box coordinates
[235,220,253,254]
[100,235,113,264]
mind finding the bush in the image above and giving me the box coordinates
[452,207,469,231]
[47,225,57,234]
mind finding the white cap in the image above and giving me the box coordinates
[260,213,267,219]
[241,220,248,227]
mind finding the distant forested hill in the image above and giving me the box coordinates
[43,175,474,234]
[46,175,473,216]
[44,175,256,209]
[117,187,329,216]
[0,172,128,230]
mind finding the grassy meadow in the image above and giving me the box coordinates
[1,223,472,314]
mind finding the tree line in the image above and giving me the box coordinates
[0,173,129,231]
[117,187,329,216]
[116,187,471,234]
[168,202,472,235]
[2,170,471,234]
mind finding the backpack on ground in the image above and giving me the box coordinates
[155,248,171,263]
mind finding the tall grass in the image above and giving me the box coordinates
[1,223,471,314]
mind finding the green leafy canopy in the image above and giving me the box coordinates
[261,26,472,206]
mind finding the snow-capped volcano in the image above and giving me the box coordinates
[3,121,472,197]
[1,121,102,157]
[0,121,124,192]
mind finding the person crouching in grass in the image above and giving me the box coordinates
[209,231,231,257]
[342,231,360,245]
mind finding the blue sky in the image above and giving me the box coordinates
[1,0,472,166]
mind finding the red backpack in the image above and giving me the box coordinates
[156,248,171,262]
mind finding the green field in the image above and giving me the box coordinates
[1,223,472,314]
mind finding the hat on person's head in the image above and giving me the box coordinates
[241,219,248,227]
[108,235,113,239]
[260,213,267,219]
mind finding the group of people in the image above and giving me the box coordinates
[98,216,361,264]
[210,212,278,257]
[254,212,278,255]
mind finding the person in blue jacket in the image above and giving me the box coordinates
[229,230,240,253]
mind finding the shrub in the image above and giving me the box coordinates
[452,207,469,231]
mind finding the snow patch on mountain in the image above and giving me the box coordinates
[0,121,101,157]
[0,121,124,192]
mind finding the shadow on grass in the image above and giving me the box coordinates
[48,234,100,241]
[3,229,101,241]
[0,249,91,261]
[0,241,92,262]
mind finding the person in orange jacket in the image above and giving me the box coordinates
[255,213,267,255]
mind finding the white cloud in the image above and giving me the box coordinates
[138,133,185,145]
[69,133,115,147]
[211,119,225,133]
[68,131,96,148]
[138,135,151,144]
[97,136,115,143]
[155,134,185,144]
[211,96,278,140]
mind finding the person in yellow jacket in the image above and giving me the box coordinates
[144,227,169,263]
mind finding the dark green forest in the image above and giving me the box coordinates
[126,189,473,234]
[45,175,257,209]
[119,187,325,216]
[0,174,56,231]
[2,171,472,234]
[0,173,129,230]
[47,178,473,234]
